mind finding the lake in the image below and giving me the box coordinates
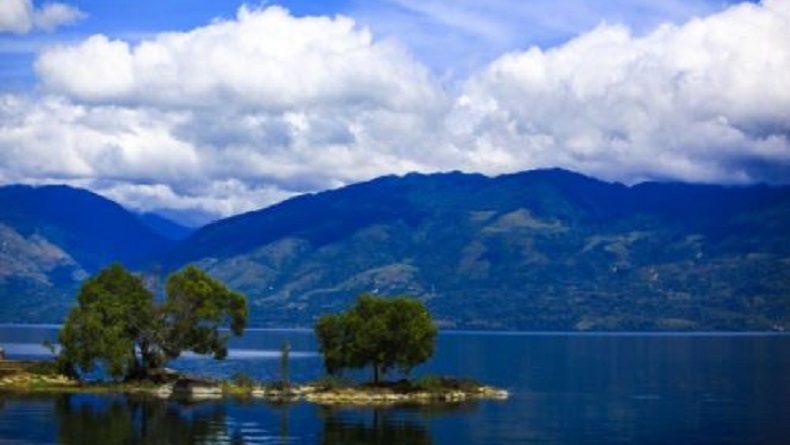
[1,326,789,444]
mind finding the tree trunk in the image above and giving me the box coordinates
[131,344,140,374]
[140,340,150,371]
[373,364,380,385]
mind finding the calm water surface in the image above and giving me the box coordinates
[1,326,789,444]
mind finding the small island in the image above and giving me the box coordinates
[0,363,508,405]
[0,264,508,406]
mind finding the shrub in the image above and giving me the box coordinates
[414,375,483,393]
[231,372,256,389]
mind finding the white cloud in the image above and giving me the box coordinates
[1,2,789,224]
[35,5,441,110]
[3,6,449,222]
[0,0,32,34]
[353,0,733,76]
[33,1,85,31]
[0,0,85,34]
[449,0,790,183]
[96,180,296,224]
[32,5,448,189]
[0,95,199,182]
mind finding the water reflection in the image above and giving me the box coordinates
[55,394,236,445]
[318,408,428,445]
[0,392,487,445]
[317,402,478,445]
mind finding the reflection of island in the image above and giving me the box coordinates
[319,408,432,445]
[317,403,478,445]
[55,394,241,445]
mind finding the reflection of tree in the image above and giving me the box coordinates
[55,394,240,445]
[279,402,291,445]
[319,407,433,445]
[408,401,480,419]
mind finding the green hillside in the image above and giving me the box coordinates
[166,169,790,330]
[0,185,175,322]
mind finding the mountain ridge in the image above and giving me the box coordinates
[164,168,790,330]
[1,169,789,330]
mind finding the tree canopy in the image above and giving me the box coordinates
[315,293,437,383]
[58,263,247,380]
[162,265,247,360]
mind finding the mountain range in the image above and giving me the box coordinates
[2,169,789,330]
[0,185,183,321]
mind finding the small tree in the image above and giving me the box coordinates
[315,293,437,384]
[58,263,247,380]
[280,341,290,390]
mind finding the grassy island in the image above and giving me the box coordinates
[0,361,508,405]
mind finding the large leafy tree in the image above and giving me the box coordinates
[161,265,247,360]
[315,293,437,383]
[58,263,247,380]
[58,263,157,378]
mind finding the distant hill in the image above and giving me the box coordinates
[2,171,789,329]
[165,169,790,330]
[0,185,173,322]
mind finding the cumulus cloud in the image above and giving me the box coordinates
[0,0,85,34]
[1,2,789,224]
[4,6,448,222]
[449,0,790,183]
[35,5,442,110]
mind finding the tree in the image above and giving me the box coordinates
[315,293,437,384]
[315,313,359,376]
[160,265,247,361]
[58,263,157,378]
[280,341,290,390]
[58,263,247,380]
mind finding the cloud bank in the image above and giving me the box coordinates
[452,0,790,183]
[1,1,789,223]
[0,0,85,34]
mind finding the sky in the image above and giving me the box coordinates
[0,0,788,225]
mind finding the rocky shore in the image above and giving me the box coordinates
[0,361,509,405]
[249,384,509,405]
[155,379,509,405]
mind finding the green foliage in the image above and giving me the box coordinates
[413,375,483,393]
[311,375,354,391]
[57,263,248,380]
[231,372,256,389]
[315,293,437,383]
[315,313,356,375]
[58,263,156,378]
[162,265,248,360]
[26,361,60,377]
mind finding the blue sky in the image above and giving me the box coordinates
[0,0,788,224]
[1,0,750,89]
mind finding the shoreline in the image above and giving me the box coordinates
[0,363,509,406]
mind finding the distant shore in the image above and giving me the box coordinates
[2,322,788,334]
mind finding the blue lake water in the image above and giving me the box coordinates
[1,325,789,444]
